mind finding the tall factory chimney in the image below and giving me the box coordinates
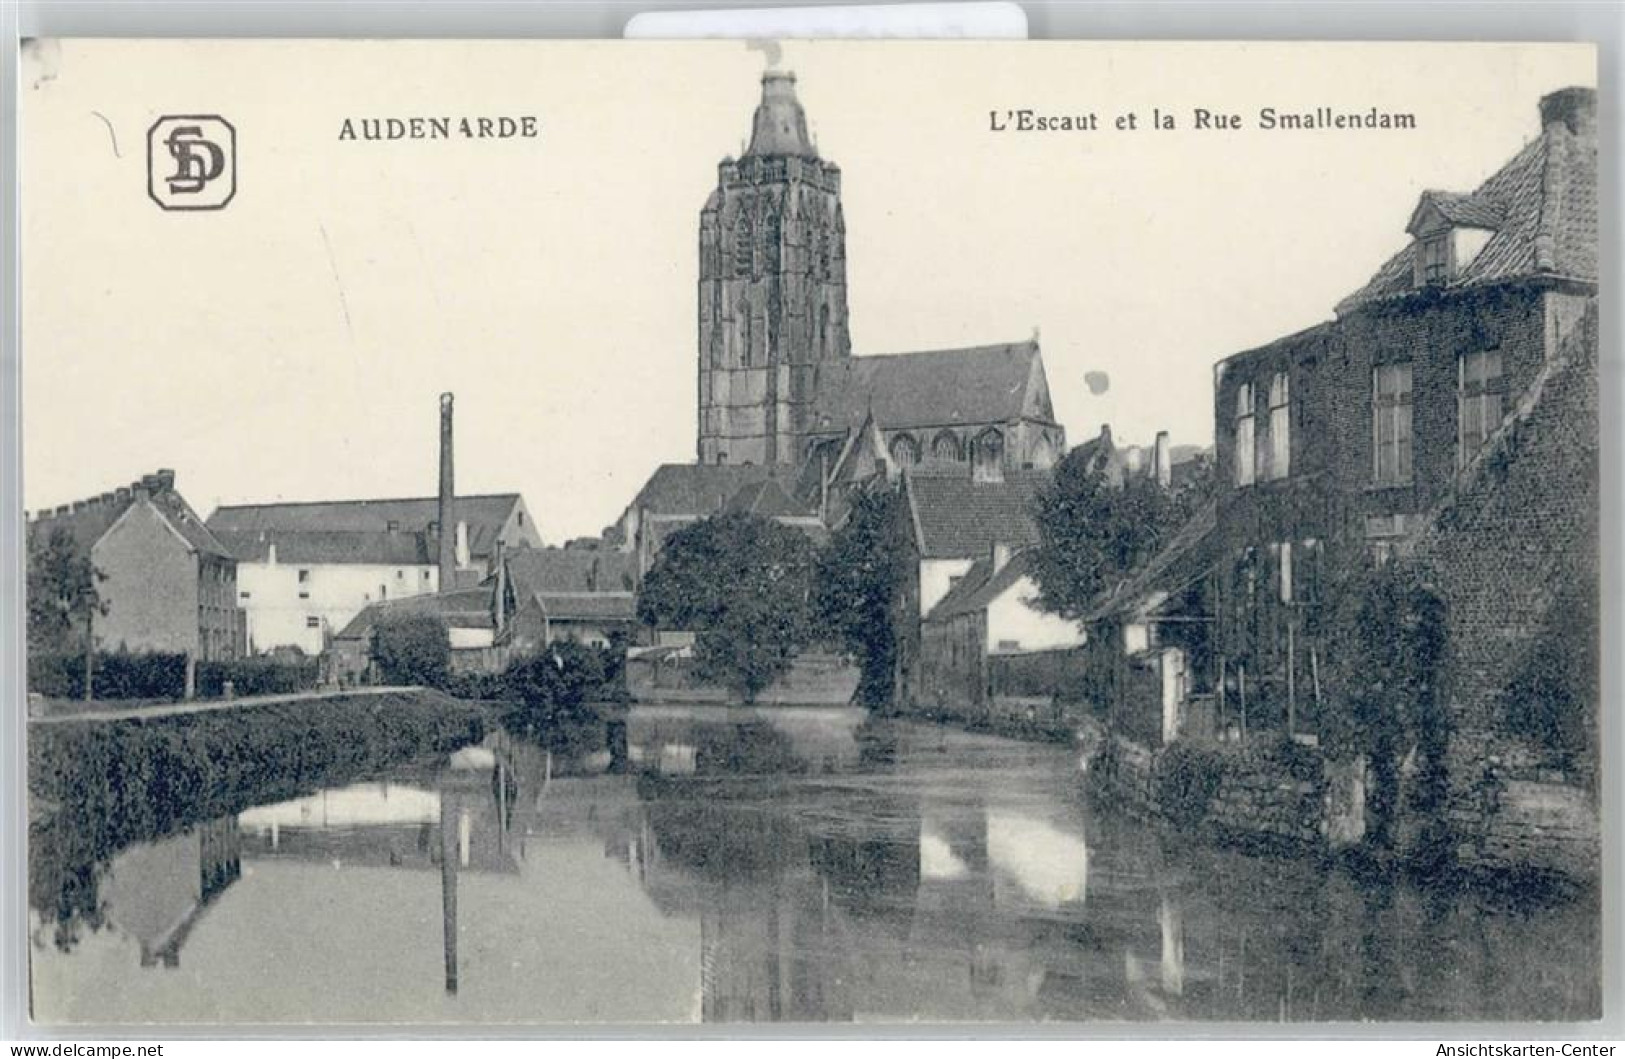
[438,392,456,591]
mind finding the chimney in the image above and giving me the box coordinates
[438,393,456,592]
[1154,431,1172,489]
[155,469,176,492]
[1539,86,1596,139]
[115,486,131,501]
[990,540,1013,575]
[493,539,508,636]
[455,520,470,569]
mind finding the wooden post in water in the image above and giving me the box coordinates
[441,807,459,995]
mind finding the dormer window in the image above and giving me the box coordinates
[1419,233,1450,285]
[1407,191,1503,289]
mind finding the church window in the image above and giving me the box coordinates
[889,433,920,468]
[733,214,753,275]
[972,429,1004,481]
[932,430,962,461]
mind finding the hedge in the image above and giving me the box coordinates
[27,650,319,702]
[29,688,487,952]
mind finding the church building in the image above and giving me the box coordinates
[695,70,1066,478]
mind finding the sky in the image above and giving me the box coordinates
[21,40,1595,542]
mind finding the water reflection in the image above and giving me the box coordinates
[29,707,1600,1024]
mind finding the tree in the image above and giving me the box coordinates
[501,641,612,738]
[1027,447,1186,619]
[815,486,908,706]
[27,527,106,699]
[638,512,817,703]
[370,612,451,687]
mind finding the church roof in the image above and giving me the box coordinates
[806,340,1050,436]
[207,493,523,562]
[744,71,817,160]
[1337,86,1596,314]
[903,468,1046,560]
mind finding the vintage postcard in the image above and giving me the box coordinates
[19,40,1601,1025]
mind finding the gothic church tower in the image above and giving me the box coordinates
[698,71,851,465]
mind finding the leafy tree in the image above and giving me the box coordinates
[501,641,612,737]
[27,527,106,698]
[638,512,817,703]
[815,486,909,706]
[1027,447,1185,619]
[370,612,451,687]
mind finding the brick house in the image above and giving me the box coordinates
[27,470,244,662]
[1101,87,1597,765]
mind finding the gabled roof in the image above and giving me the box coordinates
[334,587,495,640]
[623,464,793,518]
[724,478,817,518]
[1084,500,1219,623]
[926,551,1038,622]
[213,529,432,566]
[207,494,523,560]
[29,474,233,561]
[505,546,638,598]
[903,468,1045,560]
[1338,91,1597,313]
[807,340,1052,436]
[535,592,638,622]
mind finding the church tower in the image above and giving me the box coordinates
[698,71,851,466]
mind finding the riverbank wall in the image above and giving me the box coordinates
[1086,728,1598,885]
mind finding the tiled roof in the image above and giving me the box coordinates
[926,551,1037,622]
[807,340,1050,435]
[207,494,522,560]
[724,478,816,518]
[505,546,638,597]
[624,464,793,518]
[536,591,637,622]
[214,529,432,566]
[1084,500,1219,622]
[29,475,233,561]
[904,469,1045,560]
[334,587,494,640]
[1338,93,1597,313]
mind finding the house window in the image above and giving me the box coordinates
[422,570,432,581]
[386,520,399,532]
[1233,382,1256,487]
[305,616,321,629]
[1267,372,1290,480]
[239,591,251,600]
[1373,363,1413,485]
[1458,349,1505,466]
[297,569,311,583]
[1419,233,1450,285]
[889,433,920,468]
[1277,541,1293,603]
[396,569,405,580]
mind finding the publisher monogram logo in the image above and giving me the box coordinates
[147,116,236,210]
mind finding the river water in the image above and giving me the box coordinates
[29,706,1599,1025]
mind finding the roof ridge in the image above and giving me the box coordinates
[211,493,519,512]
[1533,125,1565,272]
[849,339,1037,362]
